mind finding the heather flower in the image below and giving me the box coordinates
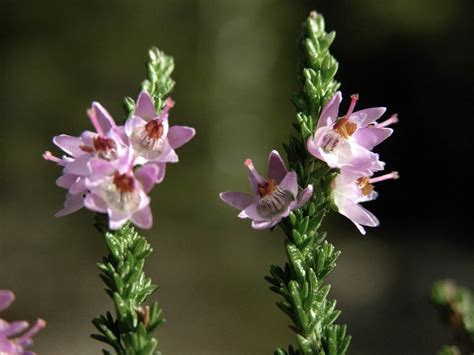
[84,149,158,230]
[307,91,396,175]
[44,102,127,216]
[331,169,399,234]
[220,150,313,229]
[0,290,45,355]
[125,91,195,171]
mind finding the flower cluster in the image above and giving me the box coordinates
[307,91,398,234]
[0,290,45,354]
[44,91,195,230]
[220,150,313,229]
[220,91,397,235]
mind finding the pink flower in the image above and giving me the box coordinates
[220,150,313,230]
[332,169,399,234]
[125,91,195,178]
[0,290,45,355]
[307,91,396,176]
[44,102,127,217]
[84,149,159,230]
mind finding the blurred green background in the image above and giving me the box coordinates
[1,0,473,354]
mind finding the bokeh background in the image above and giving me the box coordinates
[1,0,473,354]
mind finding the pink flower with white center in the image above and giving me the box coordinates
[220,150,313,230]
[125,91,195,174]
[307,91,397,176]
[43,102,127,217]
[332,169,399,235]
[84,149,158,230]
[0,290,45,355]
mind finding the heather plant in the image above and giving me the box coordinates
[44,48,195,354]
[220,11,398,354]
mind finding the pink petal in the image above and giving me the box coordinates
[238,202,261,220]
[316,91,342,130]
[352,107,386,126]
[352,127,393,150]
[69,177,87,194]
[220,192,256,210]
[267,150,287,183]
[108,211,130,230]
[295,184,313,208]
[53,135,83,157]
[55,193,85,217]
[132,206,153,229]
[155,163,166,183]
[134,91,157,121]
[136,164,159,193]
[0,290,14,312]
[84,194,107,213]
[278,172,298,199]
[337,196,379,235]
[56,174,78,189]
[251,219,278,230]
[154,143,179,163]
[92,102,116,133]
[167,126,196,149]
[125,116,146,137]
[4,321,29,337]
[65,154,92,175]
[88,158,115,180]
[80,130,97,146]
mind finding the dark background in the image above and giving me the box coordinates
[1,0,473,354]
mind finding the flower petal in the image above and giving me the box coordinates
[53,135,83,157]
[352,127,393,150]
[84,194,107,213]
[135,164,159,193]
[238,202,261,220]
[295,184,313,209]
[135,91,157,121]
[251,219,278,230]
[220,192,256,210]
[167,126,196,149]
[132,206,153,229]
[267,150,287,183]
[108,210,130,230]
[352,107,386,126]
[92,102,116,133]
[155,163,166,183]
[65,154,92,176]
[316,91,342,130]
[0,290,14,312]
[125,116,146,137]
[336,196,379,235]
[3,321,29,337]
[87,158,115,182]
[278,172,298,199]
[55,193,85,217]
[56,174,78,189]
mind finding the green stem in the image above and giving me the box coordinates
[266,12,351,354]
[91,48,175,355]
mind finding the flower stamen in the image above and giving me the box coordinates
[376,113,399,128]
[369,171,399,184]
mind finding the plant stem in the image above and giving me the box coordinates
[266,12,351,355]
